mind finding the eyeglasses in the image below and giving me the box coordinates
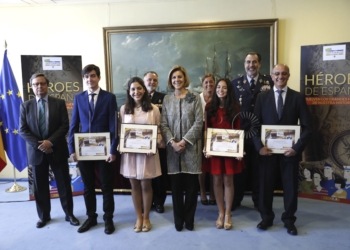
[272,72,289,76]
[32,82,47,87]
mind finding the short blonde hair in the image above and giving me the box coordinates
[167,65,190,90]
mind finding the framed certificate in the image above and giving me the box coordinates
[120,123,158,154]
[206,128,244,157]
[261,125,300,153]
[74,132,111,160]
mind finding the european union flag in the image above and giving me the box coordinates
[0,50,27,172]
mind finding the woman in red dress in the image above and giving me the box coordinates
[203,78,244,230]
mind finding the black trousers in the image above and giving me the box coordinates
[233,138,259,206]
[152,148,168,206]
[78,160,114,221]
[170,173,199,227]
[32,154,73,220]
[258,154,299,225]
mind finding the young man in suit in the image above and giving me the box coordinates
[68,64,118,235]
[253,64,312,235]
[144,71,167,213]
[19,73,79,228]
[231,52,274,210]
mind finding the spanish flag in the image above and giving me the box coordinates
[0,132,6,172]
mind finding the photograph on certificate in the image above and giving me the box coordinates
[120,124,157,154]
[74,132,111,160]
[206,128,244,157]
[261,125,300,153]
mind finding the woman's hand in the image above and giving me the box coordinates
[203,149,211,158]
[172,140,186,153]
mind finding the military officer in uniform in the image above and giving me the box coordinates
[231,52,273,210]
[144,71,168,213]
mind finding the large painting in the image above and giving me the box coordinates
[103,19,278,108]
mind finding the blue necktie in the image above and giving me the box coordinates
[277,90,284,120]
[38,99,47,138]
[90,93,96,115]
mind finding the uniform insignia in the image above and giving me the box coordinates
[243,79,247,84]
[259,78,263,83]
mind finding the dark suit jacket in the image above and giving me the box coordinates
[150,91,166,112]
[232,74,274,113]
[19,96,69,165]
[253,87,313,156]
[68,89,118,155]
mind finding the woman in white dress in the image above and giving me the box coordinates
[119,77,163,233]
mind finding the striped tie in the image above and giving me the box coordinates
[277,90,284,120]
[39,99,47,138]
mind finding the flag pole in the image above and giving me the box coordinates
[5,166,27,192]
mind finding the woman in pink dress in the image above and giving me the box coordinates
[119,77,163,233]
[203,78,244,230]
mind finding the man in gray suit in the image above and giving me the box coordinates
[19,73,79,228]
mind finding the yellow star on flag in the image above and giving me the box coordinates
[16,92,21,98]
[7,90,13,96]
[13,129,19,135]
[5,128,9,133]
[0,94,4,99]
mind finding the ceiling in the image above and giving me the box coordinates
[0,0,165,7]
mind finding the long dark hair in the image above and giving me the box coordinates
[207,78,238,122]
[124,77,153,114]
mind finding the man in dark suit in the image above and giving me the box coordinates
[68,64,118,235]
[19,73,79,228]
[144,71,167,213]
[231,52,274,210]
[253,64,312,235]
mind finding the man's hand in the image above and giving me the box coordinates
[71,153,77,162]
[284,148,297,157]
[38,140,53,154]
[106,154,116,163]
[259,146,273,156]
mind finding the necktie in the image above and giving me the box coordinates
[277,90,284,120]
[90,93,96,115]
[250,79,255,91]
[38,99,47,138]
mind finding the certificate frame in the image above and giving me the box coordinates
[261,125,301,153]
[120,123,157,154]
[74,132,111,160]
[206,128,244,157]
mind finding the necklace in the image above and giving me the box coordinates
[135,105,141,111]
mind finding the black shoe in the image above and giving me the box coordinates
[175,224,183,231]
[155,204,164,213]
[231,203,241,211]
[201,199,209,205]
[257,220,273,230]
[104,220,115,235]
[285,224,298,235]
[209,200,216,205]
[185,224,194,231]
[65,215,80,226]
[77,218,97,233]
[36,217,51,228]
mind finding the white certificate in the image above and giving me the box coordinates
[81,145,105,156]
[212,141,238,152]
[126,138,151,149]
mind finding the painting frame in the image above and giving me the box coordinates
[74,132,111,161]
[103,19,278,102]
[120,123,158,154]
[261,125,301,154]
[206,128,245,157]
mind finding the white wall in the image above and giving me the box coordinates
[1,0,350,178]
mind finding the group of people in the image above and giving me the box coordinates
[19,52,313,236]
